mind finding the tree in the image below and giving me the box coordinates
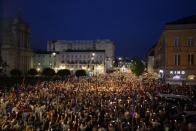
[10,69,22,77]
[42,68,55,76]
[75,69,86,77]
[130,58,145,76]
[27,68,38,76]
[57,69,71,77]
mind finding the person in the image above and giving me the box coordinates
[0,72,195,130]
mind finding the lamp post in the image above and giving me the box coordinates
[91,53,95,75]
[52,52,56,69]
[91,52,98,90]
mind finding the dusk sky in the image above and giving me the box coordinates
[1,0,196,58]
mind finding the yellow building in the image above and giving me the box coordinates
[154,15,196,85]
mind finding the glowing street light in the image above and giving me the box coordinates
[52,52,56,56]
[36,67,40,72]
[51,52,56,69]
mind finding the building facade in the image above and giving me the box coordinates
[0,16,33,74]
[153,16,196,85]
[47,40,115,57]
[34,50,106,75]
[34,39,115,75]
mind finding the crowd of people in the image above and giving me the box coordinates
[0,72,195,131]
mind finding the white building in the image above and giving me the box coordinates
[34,40,115,75]
[33,51,58,72]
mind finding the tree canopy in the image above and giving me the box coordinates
[57,69,71,77]
[130,59,145,76]
[42,68,55,76]
[75,69,87,77]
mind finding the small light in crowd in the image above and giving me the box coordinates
[159,70,163,73]
[36,67,40,72]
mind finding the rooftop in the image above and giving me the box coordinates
[166,15,196,25]
[65,49,105,52]
[34,49,105,54]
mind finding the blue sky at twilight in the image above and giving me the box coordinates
[1,0,196,57]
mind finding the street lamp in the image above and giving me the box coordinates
[52,52,56,56]
[52,52,56,69]
[91,53,95,75]
[91,52,99,95]
[92,53,95,57]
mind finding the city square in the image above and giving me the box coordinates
[1,0,196,130]
[0,72,195,130]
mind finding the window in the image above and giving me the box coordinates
[174,37,180,47]
[188,54,194,65]
[174,54,180,66]
[187,37,194,47]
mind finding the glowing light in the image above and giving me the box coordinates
[159,70,163,73]
[36,67,40,72]
[82,66,87,70]
[181,71,185,74]
[188,75,195,80]
[59,65,66,69]
[52,52,56,56]
[173,75,181,80]
[170,71,173,74]
[95,65,104,74]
